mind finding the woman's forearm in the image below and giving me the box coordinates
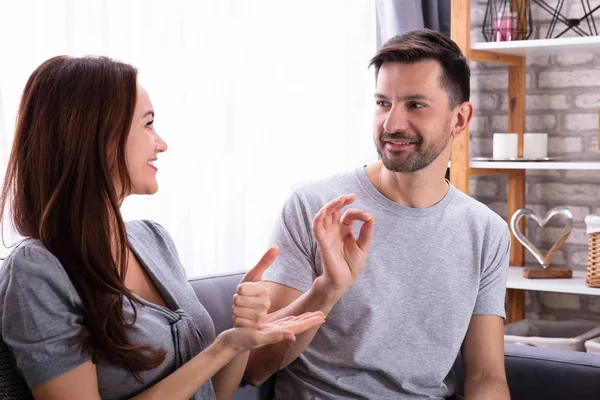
[211,351,250,400]
[131,336,241,400]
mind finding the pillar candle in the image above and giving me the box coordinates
[523,133,548,159]
[493,133,519,159]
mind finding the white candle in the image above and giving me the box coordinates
[523,133,548,159]
[493,133,519,159]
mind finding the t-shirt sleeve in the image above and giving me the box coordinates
[473,222,511,318]
[0,244,91,388]
[147,220,186,276]
[262,190,318,293]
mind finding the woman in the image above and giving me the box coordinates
[0,56,324,399]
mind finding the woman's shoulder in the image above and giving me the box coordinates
[126,220,176,250]
[126,220,184,273]
[0,239,68,283]
[126,219,169,239]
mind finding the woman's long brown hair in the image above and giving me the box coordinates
[0,56,166,376]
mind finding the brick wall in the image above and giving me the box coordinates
[469,0,600,320]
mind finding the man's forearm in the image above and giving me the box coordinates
[464,375,510,400]
[245,280,342,385]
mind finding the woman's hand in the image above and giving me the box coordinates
[232,246,278,329]
[219,312,325,353]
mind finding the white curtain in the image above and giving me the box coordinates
[0,0,377,276]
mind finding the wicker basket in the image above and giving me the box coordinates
[587,232,600,288]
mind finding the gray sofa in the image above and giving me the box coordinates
[192,272,600,400]
[2,272,600,399]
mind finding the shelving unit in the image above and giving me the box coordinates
[507,267,600,296]
[470,160,600,170]
[450,0,600,322]
[471,35,600,56]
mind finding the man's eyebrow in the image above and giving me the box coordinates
[374,93,433,102]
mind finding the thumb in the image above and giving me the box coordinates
[241,246,279,283]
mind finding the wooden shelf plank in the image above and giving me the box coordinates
[471,36,600,56]
[470,160,600,170]
[469,168,522,176]
[471,49,523,65]
[507,267,600,296]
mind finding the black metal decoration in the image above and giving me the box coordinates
[532,0,600,38]
[483,0,533,42]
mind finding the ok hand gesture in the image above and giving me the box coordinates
[312,194,374,293]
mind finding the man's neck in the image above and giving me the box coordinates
[365,158,450,209]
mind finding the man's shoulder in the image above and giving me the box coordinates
[289,168,362,203]
[450,186,508,233]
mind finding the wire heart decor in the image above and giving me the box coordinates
[509,207,573,269]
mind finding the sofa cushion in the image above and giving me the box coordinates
[188,272,244,335]
[190,273,600,400]
[453,343,600,400]
[189,272,272,400]
[0,337,33,399]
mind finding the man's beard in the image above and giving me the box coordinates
[376,126,452,173]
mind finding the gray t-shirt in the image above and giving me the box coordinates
[0,220,216,400]
[263,167,510,400]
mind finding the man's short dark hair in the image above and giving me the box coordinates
[369,29,470,108]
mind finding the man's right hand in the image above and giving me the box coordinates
[311,194,374,295]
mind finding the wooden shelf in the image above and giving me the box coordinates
[471,36,600,56]
[507,267,600,296]
[470,160,600,170]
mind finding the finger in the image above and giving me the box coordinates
[323,194,356,217]
[268,311,325,326]
[237,281,269,297]
[313,194,356,234]
[340,208,373,226]
[234,316,262,329]
[356,217,375,251]
[312,207,327,234]
[254,329,296,346]
[280,311,325,324]
[278,315,325,334]
[232,306,268,322]
[233,293,270,309]
[241,246,279,283]
[331,209,341,229]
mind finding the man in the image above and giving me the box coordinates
[244,29,510,399]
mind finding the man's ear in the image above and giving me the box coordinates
[451,101,474,138]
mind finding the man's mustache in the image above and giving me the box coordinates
[381,132,421,143]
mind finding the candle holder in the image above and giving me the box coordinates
[532,0,600,39]
[483,0,532,42]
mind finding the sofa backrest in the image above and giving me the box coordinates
[189,272,273,400]
[190,272,600,400]
[2,271,600,400]
[0,337,33,399]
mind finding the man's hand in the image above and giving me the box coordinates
[232,246,279,329]
[312,194,374,293]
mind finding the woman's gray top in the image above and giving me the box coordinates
[0,220,217,399]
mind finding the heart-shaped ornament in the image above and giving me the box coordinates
[509,207,573,268]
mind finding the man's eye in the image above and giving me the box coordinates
[376,100,390,107]
[409,103,425,109]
